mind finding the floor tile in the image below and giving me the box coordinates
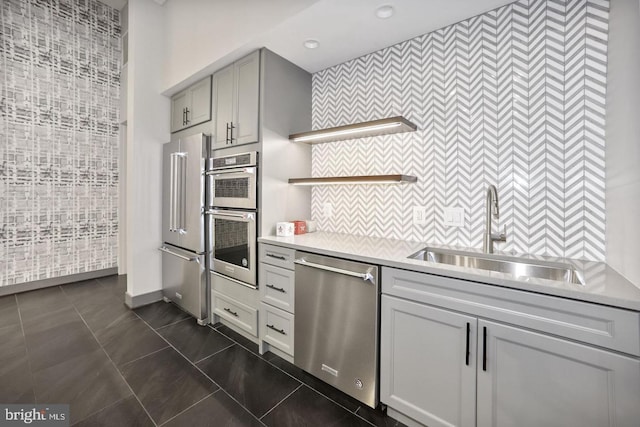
[74,395,153,427]
[22,307,101,373]
[134,301,191,329]
[158,319,233,363]
[120,347,218,425]
[97,274,127,298]
[264,352,362,413]
[17,286,73,318]
[75,297,138,337]
[0,325,34,404]
[262,385,372,427]
[96,317,168,366]
[215,324,260,354]
[0,294,21,328]
[197,345,300,418]
[355,405,406,427]
[163,391,264,427]
[61,279,118,308]
[33,348,131,425]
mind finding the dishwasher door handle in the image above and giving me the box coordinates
[294,258,375,283]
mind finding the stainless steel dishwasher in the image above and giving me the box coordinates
[294,251,379,408]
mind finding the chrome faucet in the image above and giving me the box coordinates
[483,185,506,253]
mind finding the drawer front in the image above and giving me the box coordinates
[259,263,295,313]
[259,244,296,270]
[383,267,640,356]
[213,291,258,337]
[260,303,294,356]
[211,271,259,309]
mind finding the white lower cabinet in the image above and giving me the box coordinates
[381,295,477,427]
[259,303,294,356]
[477,320,640,427]
[381,267,640,427]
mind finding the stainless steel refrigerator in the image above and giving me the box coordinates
[160,133,210,324]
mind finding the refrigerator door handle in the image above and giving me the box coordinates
[158,246,200,263]
[177,152,187,234]
[169,153,176,232]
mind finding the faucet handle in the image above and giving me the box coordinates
[498,225,507,241]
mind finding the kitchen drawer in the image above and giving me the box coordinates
[211,271,259,309]
[259,263,295,313]
[213,291,258,337]
[259,244,295,270]
[260,303,294,356]
[383,267,640,356]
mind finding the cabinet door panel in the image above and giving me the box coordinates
[188,76,211,127]
[212,65,234,149]
[477,320,640,427]
[381,295,477,427]
[233,50,259,145]
[171,90,189,133]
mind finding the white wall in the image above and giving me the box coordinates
[162,0,317,93]
[605,0,640,286]
[125,0,170,301]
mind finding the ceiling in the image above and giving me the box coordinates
[261,0,517,73]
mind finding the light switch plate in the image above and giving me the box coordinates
[323,203,333,218]
[444,207,465,227]
[412,206,427,225]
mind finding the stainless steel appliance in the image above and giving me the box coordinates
[161,133,210,324]
[207,208,257,287]
[207,152,258,210]
[206,151,259,287]
[294,252,380,408]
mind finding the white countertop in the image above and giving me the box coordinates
[258,232,640,312]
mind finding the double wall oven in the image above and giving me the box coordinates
[206,152,258,288]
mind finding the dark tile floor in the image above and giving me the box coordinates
[0,275,405,427]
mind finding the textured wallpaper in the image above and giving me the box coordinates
[311,0,609,261]
[0,0,121,286]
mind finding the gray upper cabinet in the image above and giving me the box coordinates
[170,76,212,133]
[212,50,260,150]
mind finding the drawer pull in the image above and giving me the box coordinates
[266,284,286,293]
[267,324,286,335]
[266,253,287,261]
[224,307,239,317]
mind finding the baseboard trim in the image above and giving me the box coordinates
[125,289,164,309]
[0,268,119,297]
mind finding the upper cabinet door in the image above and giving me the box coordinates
[233,50,260,146]
[171,90,189,133]
[476,320,640,427]
[187,76,211,128]
[212,65,234,150]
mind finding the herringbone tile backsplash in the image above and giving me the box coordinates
[311,0,608,261]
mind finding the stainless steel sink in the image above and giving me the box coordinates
[408,247,584,285]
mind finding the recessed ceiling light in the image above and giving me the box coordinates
[303,39,319,49]
[375,5,395,19]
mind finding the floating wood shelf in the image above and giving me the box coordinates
[288,175,418,186]
[289,116,417,144]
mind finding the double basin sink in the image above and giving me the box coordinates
[408,247,585,285]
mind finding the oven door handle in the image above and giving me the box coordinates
[158,246,200,263]
[205,167,256,176]
[205,210,255,221]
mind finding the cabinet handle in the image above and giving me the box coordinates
[229,121,235,143]
[185,107,190,124]
[226,122,230,144]
[266,284,286,293]
[267,324,286,335]
[465,322,470,366]
[482,326,487,371]
[182,108,186,126]
[266,253,286,261]
[223,307,239,317]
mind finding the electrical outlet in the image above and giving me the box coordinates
[443,207,465,227]
[412,206,427,225]
[323,203,333,218]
